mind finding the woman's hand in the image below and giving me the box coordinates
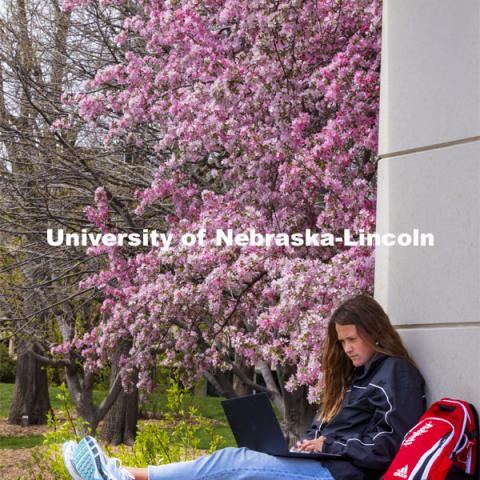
[292,436,326,453]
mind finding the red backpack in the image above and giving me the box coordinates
[383,398,479,480]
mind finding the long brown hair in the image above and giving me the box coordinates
[320,294,415,423]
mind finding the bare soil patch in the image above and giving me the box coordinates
[0,418,49,437]
[0,448,45,480]
[0,419,50,479]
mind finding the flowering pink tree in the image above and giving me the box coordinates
[59,0,381,438]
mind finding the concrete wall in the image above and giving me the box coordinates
[375,0,480,406]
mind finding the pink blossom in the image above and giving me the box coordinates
[57,0,381,402]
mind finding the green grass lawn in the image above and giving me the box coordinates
[0,435,44,449]
[0,383,235,450]
[0,383,106,418]
[0,382,15,418]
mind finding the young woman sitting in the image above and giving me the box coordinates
[63,294,426,480]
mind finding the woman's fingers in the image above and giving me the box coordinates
[296,440,319,452]
[295,438,325,453]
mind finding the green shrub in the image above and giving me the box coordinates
[113,379,223,467]
[0,343,16,383]
[25,379,224,479]
[24,383,90,480]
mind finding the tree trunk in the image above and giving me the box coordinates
[64,364,97,435]
[8,342,51,425]
[100,349,138,445]
[100,388,138,445]
[205,371,237,398]
[232,355,254,396]
[282,385,317,445]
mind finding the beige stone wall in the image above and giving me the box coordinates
[375,0,480,406]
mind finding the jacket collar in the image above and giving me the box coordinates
[352,352,389,381]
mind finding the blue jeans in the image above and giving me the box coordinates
[147,447,334,480]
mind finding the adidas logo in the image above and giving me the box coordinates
[393,464,409,479]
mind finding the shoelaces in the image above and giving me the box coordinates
[105,457,135,480]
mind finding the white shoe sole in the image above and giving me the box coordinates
[63,441,83,480]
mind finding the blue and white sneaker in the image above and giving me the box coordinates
[63,441,82,480]
[70,436,134,480]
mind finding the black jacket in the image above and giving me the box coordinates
[303,354,426,480]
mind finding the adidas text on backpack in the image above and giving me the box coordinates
[383,398,478,480]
